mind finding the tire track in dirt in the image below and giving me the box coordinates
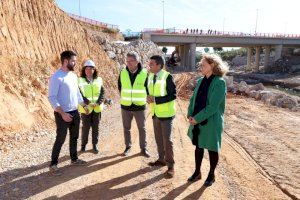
[224,130,297,200]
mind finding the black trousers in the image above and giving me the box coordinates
[50,110,80,166]
[194,147,219,175]
[81,111,101,146]
[192,125,219,175]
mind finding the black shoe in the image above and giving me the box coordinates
[49,165,62,176]
[148,160,166,167]
[187,172,201,182]
[123,147,131,156]
[93,144,99,154]
[166,167,175,178]
[81,145,86,152]
[141,149,150,158]
[204,174,215,187]
[71,159,88,166]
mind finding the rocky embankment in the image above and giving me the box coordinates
[175,72,299,111]
[228,81,300,111]
[89,30,163,68]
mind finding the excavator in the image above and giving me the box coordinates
[166,50,181,68]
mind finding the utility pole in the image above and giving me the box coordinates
[255,9,258,35]
[162,0,165,30]
[79,0,81,16]
[284,22,287,36]
[222,18,225,34]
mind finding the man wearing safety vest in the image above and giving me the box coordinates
[147,55,177,178]
[78,60,105,154]
[118,51,150,158]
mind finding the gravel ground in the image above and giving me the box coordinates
[0,104,122,199]
[0,97,296,199]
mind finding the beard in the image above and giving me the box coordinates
[67,63,75,71]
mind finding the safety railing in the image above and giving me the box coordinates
[142,28,300,39]
[68,13,119,30]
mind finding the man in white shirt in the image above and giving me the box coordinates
[48,50,88,176]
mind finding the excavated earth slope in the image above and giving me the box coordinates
[0,0,118,135]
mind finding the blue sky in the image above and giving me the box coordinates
[55,0,300,34]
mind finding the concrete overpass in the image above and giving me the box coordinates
[142,29,300,72]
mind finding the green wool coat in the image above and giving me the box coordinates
[187,76,226,152]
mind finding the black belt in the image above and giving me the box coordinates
[55,109,78,115]
[66,109,78,114]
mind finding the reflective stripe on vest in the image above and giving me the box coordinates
[147,70,176,118]
[78,77,104,114]
[120,68,147,106]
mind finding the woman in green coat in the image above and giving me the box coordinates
[187,54,228,186]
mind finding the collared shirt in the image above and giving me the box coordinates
[86,77,93,83]
[154,69,162,79]
[48,69,83,112]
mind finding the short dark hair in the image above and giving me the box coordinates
[150,55,165,69]
[60,50,77,64]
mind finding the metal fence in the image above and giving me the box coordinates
[68,13,119,30]
[142,28,300,39]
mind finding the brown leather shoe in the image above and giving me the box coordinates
[148,160,166,167]
[166,167,175,178]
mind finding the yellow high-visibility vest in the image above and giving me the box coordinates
[147,69,175,118]
[120,68,147,106]
[78,77,104,114]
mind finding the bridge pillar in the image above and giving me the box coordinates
[274,44,283,61]
[175,45,182,70]
[254,46,260,71]
[184,45,190,70]
[178,45,185,69]
[189,43,196,70]
[264,46,271,73]
[141,33,151,41]
[247,47,253,69]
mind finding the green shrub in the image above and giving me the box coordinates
[196,51,203,63]
[103,28,119,34]
[217,48,246,61]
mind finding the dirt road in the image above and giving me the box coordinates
[0,95,299,199]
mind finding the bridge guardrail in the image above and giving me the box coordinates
[142,28,300,39]
[68,13,119,30]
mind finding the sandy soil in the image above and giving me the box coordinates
[1,93,298,199]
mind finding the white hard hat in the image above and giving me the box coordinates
[83,60,96,67]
